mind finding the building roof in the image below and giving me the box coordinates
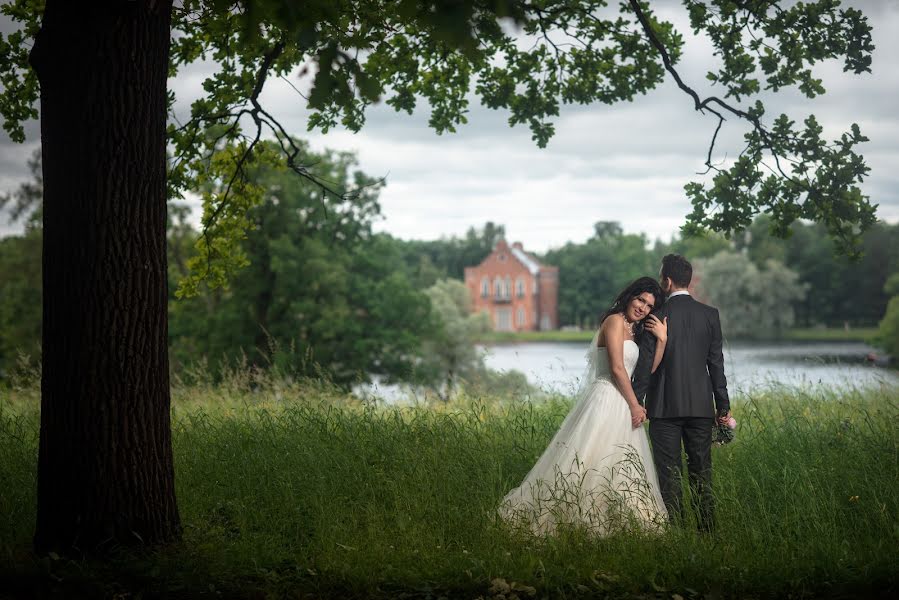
[510,246,541,275]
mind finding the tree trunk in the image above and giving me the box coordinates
[30,0,179,554]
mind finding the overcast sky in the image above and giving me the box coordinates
[2,2,897,252]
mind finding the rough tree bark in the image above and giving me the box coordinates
[30,0,180,553]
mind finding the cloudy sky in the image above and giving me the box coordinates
[2,2,897,252]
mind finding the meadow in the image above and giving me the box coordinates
[1,371,897,599]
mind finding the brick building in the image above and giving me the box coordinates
[463,240,558,331]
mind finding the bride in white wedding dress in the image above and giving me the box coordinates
[500,277,669,535]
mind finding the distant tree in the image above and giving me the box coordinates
[544,222,654,328]
[735,216,899,327]
[169,143,433,386]
[416,279,491,400]
[0,150,42,378]
[695,251,807,339]
[653,231,733,262]
[873,274,899,361]
[411,254,446,290]
[388,222,506,287]
[0,233,41,377]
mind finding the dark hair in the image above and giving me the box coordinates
[661,254,692,288]
[599,277,664,333]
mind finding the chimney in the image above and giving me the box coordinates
[512,241,523,250]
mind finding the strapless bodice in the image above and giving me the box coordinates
[592,340,640,381]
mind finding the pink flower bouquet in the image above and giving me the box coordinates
[713,416,737,446]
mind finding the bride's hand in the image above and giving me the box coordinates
[630,404,647,428]
[644,314,667,343]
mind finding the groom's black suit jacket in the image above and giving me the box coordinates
[632,294,730,419]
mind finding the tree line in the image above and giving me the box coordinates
[3,147,898,390]
[0,147,520,396]
[543,217,899,337]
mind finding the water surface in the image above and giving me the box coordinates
[481,341,898,396]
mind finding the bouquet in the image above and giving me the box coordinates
[712,415,737,446]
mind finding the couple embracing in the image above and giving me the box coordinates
[500,254,731,534]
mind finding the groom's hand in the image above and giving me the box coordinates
[716,409,731,425]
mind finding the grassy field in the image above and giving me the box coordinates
[477,327,881,344]
[1,376,897,599]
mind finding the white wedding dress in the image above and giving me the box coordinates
[500,338,667,535]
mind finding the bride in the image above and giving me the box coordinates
[500,277,669,534]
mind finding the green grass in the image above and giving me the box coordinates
[783,326,879,343]
[1,377,897,599]
[477,330,595,343]
[477,327,880,344]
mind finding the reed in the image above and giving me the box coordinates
[1,378,896,598]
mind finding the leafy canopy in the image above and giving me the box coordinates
[0,0,877,283]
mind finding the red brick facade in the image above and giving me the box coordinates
[463,240,559,331]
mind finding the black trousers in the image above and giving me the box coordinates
[649,417,715,531]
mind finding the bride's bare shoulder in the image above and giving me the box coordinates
[604,312,624,324]
[596,314,622,347]
[601,313,624,332]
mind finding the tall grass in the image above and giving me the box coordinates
[1,376,897,598]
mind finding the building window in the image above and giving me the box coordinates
[480,277,489,298]
[496,308,512,331]
[517,307,526,327]
[533,279,539,294]
[499,253,507,262]
[493,277,503,300]
[515,277,525,298]
[504,276,512,300]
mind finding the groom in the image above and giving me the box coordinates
[632,254,731,532]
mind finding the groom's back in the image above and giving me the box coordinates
[643,294,728,419]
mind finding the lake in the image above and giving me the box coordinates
[358,341,897,402]
[481,341,899,396]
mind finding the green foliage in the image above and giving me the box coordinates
[175,141,269,297]
[384,221,505,288]
[683,114,874,258]
[415,279,491,399]
[884,273,899,298]
[873,273,899,359]
[168,142,434,386]
[532,217,895,333]
[735,216,899,327]
[543,221,656,328]
[0,0,880,283]
[2,383,897,597]
[678,0,876,257]
[0,150,42,377]
[0,0,41,142]
[653,229,732,261]
[695,250,807,339]
[873,296,899,360]
[0,232,41,377]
